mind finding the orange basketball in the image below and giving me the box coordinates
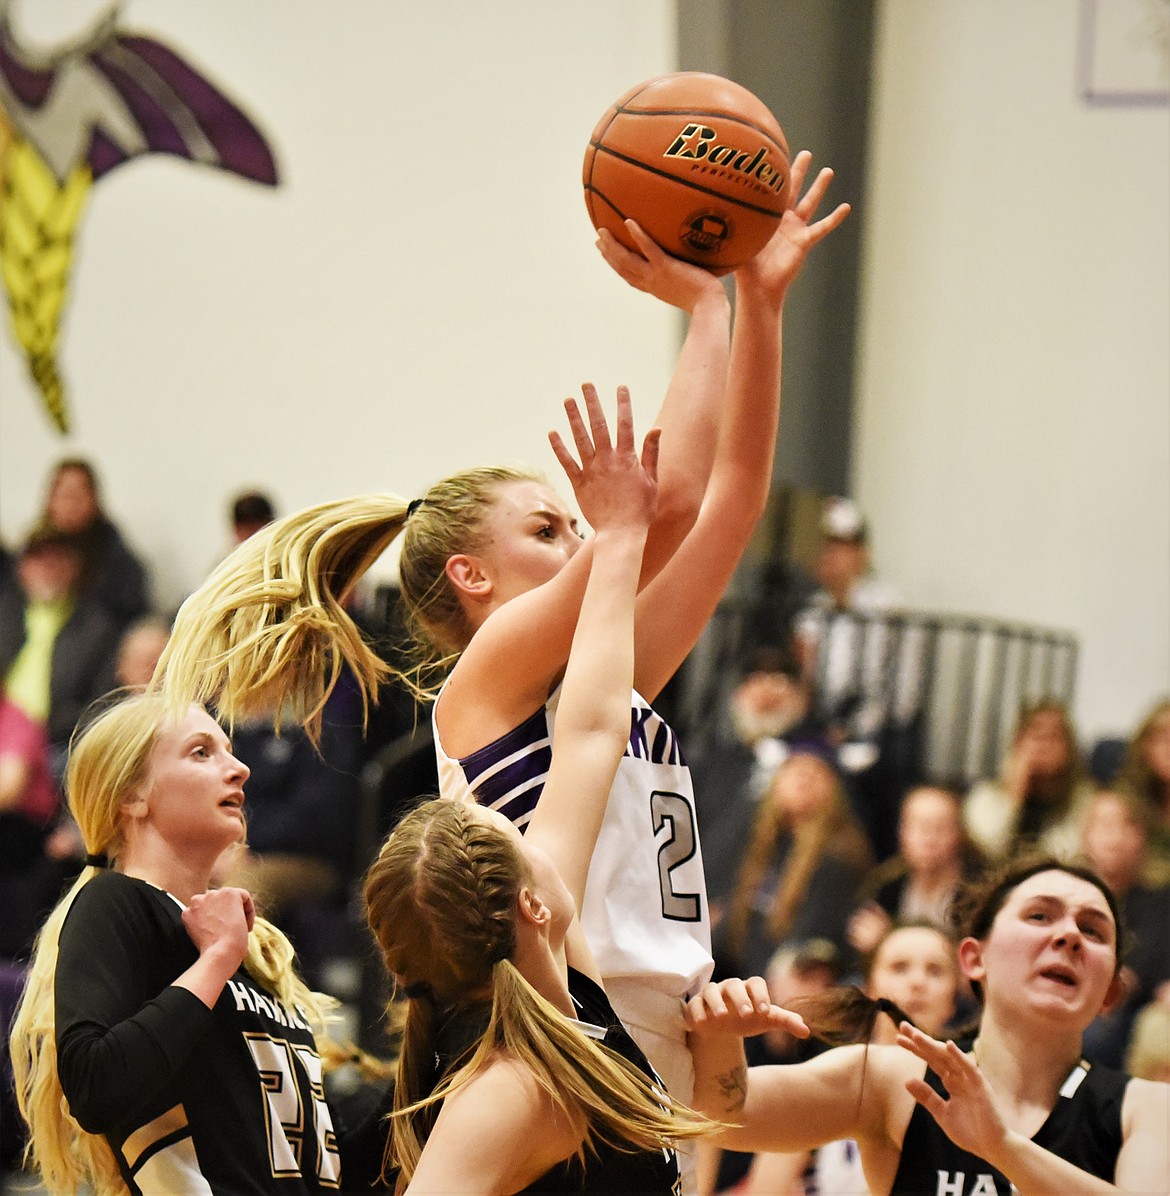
[583,72,791,273]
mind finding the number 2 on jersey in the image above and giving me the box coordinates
[651,790,702,921]
[245,1033,341,1187]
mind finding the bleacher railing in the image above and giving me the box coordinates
[671,602,1078,790]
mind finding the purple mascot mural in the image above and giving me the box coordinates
[0,1,279,433]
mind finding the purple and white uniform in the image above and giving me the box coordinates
[435,684,713,1105]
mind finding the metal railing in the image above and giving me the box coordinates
[669,601,1078,791]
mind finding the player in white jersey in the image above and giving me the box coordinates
[361,387,727,1195]
[423,155,847,1111]
[156,153,849,1126]
[435,684,710,1100]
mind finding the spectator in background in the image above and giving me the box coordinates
[0,678,62,958]
[848,785,986,958]
[715,745,872,980]
[1116,697,1170,858]
[37,458,150,631]
[216,687,364,925]
[229,489,276,545]
[794,497,918,860]
[964,699,1095,861]
[0,527,119,778]
[693,646,815,907]
[1080,788,1170,1068]
[794,497,901,747]
[114,615,171,691]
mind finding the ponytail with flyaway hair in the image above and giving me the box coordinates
[156,495,410,737]
[156,466,546,736]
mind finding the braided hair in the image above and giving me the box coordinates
[363,798,711,1187]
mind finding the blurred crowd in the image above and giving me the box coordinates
[692,497,1167,1081]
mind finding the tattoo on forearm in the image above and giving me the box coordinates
[715,1066,747,1114]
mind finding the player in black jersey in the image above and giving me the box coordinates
[361,389,802,1194]
[8,690,390,1195]
[684,856,1169,1195]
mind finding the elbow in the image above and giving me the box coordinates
[57,1038,142,1137]
[60,1074,118,1136]
[654,473,703,543]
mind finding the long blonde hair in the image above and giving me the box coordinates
[724,751,872,961]
[156,468,540,730]
[363,798,710,1188]
[8,692,332,1196]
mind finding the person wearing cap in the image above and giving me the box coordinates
[794,497,912,860]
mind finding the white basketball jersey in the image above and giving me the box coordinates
[434,686,713,1001]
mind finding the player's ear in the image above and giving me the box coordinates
[120,786,149,823]
[1099,970,1127,1016]
[445,554,491,600]
[957,936,985,986]
[516,885,550,928]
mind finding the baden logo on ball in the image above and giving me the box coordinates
[583,72,791,274]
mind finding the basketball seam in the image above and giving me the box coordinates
[585,144,786,219]
[612,105,787,151]
[585,78,664,192]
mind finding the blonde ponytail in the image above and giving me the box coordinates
[387,959,711,1188]
[156,495,410,738]
[364,799,715,1187]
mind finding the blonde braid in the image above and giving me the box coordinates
[364,800,716,1187]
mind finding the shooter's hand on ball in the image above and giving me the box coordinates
[596,219,726,314]
[737,149,851,305]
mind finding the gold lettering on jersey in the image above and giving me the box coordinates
[244,1031,340,1188]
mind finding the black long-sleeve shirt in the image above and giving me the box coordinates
[56,871,387,1194]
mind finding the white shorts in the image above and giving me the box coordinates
[604,977,697,1196]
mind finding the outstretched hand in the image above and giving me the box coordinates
[896,1024,1011,1165]
[549,383,660,536]
[735,149,852,303]
[685,976,811,1041]
[596,220,727,314]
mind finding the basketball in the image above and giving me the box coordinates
[583,72,791,273]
